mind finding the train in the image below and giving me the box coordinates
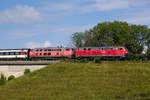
[0,46,128,61]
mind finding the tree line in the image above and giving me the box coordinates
[72,21,150,60]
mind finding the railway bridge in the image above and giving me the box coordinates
[0,61,59,78]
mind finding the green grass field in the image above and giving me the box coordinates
[0,61,150,100]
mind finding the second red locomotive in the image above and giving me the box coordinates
[29,47,74,60]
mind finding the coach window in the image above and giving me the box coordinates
[5,52,9,55]
[48,53,51,55]
[48,49,51,51]
[2,52,5,55]
[83,48,86,50]
[36,49,39,51]
[40,53,42,55]
[44,53,47,55]
[0,52,4,55]
[40,49,42,51]
[10,52,14,55]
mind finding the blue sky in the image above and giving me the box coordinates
[0,0,150,49]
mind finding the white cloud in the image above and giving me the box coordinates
[24,41,51,48]
[43,0,150,13]
[0,5,42,24]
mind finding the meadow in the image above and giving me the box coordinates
[0,61,150,100]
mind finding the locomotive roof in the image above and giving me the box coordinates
[32,47,73,49]
[79,46,125,48]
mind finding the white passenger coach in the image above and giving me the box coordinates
[0,49,28,60]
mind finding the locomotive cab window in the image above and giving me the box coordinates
[118,48,123,50]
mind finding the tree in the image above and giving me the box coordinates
[72,32,84,48]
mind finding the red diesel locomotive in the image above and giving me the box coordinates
[29,47,74,60]
[76,46,128,60]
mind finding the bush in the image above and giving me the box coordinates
[0,73,6,85]
[8,75,15,81]
[24,69,31,75]
[94,58,101,63]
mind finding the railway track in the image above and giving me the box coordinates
[0,60,59,65]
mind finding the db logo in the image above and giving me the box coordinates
[102,51,105,53]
